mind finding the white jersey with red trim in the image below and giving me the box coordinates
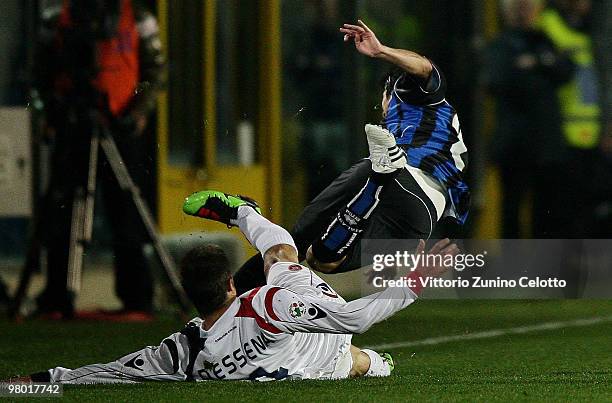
[193,262,353,381]
[45,262,418,383]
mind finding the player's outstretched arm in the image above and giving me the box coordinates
[262,239,458,335]
[340,19,432,79]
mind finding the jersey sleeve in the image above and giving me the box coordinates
[394,61,447,105]
[43,330,192,384]
[257,285,418,335]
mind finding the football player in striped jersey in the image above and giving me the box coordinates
[232,19,469,293]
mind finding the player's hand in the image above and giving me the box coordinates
[413,238,459,278]
[339,19,384,58]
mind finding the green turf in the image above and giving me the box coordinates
[1,300,611,402]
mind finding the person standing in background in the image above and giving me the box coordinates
[539,0,601,237]
[482,0,574,238]
[33,0,165,320]
[591,0,611,149]
[590,0,612,236]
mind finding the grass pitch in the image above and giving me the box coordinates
[1,300,611,402]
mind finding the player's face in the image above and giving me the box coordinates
[381,90,391,118]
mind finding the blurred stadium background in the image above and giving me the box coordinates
[0,1,611,399]
[0,0,610,310]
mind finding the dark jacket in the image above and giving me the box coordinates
[482,28,574,166]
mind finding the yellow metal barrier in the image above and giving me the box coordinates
[155,0,282,257]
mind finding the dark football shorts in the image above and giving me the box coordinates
[292,159,438,273]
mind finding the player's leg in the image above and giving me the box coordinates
[331,165,439,273]
[231,159,372,294]
[100,157,154,314]
[183,190,298,272]
[36,122,90,317]
[183,190,345,299]
[349,345,394,378]
[292,159,373,259]
[307,124,407,272]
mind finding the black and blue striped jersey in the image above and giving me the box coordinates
[383,62,470,224]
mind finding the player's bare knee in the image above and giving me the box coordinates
[306,246,343,274]
[349,346,371,378]
[263,244,299,274]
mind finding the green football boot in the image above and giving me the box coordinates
[183,190,261,226]
[380,352,395,373]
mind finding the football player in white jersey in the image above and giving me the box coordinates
[10,126,457,384]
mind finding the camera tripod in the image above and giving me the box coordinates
[9,123,192,318]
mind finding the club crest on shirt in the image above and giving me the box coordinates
[289,301,306,318]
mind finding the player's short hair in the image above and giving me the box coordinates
[381,67,405,96]
[180,244,232,316]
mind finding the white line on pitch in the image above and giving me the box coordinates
[365,315,612,351]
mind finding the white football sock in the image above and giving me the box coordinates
[361,349,392,377]
[233,206,297,256]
